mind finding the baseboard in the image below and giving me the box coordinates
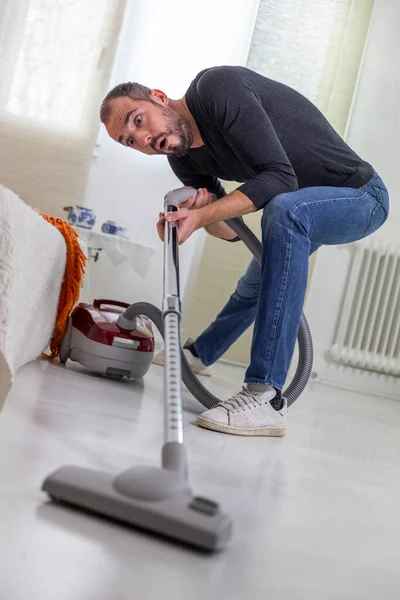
[312,362,400,402]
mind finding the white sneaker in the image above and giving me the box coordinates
[196,386,287,436]
[152,338,213,377]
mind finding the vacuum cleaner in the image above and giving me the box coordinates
[42,188,235,551]
[59,299,155,380]
[42,186,314,550]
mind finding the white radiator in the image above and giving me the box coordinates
[330,241,400,377]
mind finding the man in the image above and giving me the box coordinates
[100,65,389,437]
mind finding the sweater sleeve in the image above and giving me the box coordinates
[197,68,299,209]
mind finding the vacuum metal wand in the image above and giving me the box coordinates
[159,187,197,472]
[161,187,198,450]
[163,201,183,446]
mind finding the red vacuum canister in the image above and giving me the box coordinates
[59,299,154,380]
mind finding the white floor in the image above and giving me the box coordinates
[1,359,399,600]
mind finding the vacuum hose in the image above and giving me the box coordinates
[118,188,313,409]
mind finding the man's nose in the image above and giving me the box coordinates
[137,129,152,147]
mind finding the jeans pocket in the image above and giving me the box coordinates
[374,184,390,217]
[362,202,388,238]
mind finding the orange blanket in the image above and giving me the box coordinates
[39,214,87,358]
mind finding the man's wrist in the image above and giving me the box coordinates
[196,204,214,229]
[197,189,256,229]
[204,222,238,241]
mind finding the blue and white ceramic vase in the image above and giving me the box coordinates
[65,205,96,230]
[101,220,119,235]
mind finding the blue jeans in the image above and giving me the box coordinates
[194,172,389,389]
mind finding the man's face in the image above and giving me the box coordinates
[104,95,193,157]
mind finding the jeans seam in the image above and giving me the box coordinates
[261,213,295,380]
[290,190,369,213]
[266,202,311,382]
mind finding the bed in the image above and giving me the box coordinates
[0,186,67,410]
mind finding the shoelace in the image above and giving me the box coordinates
[217,386,262,412]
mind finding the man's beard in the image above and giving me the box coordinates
[151,107,193,157]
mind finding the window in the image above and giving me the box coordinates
[0,0,122,134]
[0,0,125,215]
[246,0,374,133]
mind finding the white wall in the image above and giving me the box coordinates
[345,0,398,240]
[84,0,260,307]
[0,1,7,30]
[305,0,400,398]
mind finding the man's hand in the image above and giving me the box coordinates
[156,212,166,241]
[180,187,214,210]
[156,188,212,243]
[156,188,256,244]
[156,209,202,243]
[164,208,202,244]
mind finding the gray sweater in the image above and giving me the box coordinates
[168,66,374,209]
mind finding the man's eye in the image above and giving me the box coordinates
[135,115,142,126]
[128,137,134,146]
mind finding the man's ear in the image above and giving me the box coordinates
[150,89,169,105]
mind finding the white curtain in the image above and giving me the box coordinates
[246,0,375,134]
[0,0,126,215]
[247,0,340,103]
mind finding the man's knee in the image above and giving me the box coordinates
[261,192,309,233]
[234,269,261,302]
[261,193,294,224]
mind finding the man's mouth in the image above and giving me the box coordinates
[156,136,169,152]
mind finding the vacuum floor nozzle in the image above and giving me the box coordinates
[42,465,232,551]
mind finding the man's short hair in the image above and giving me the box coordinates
[100,82,153,122]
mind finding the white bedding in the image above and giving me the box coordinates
[0,187,67,410]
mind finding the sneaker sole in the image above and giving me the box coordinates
[196,416,286,437]
[152,356,213,377]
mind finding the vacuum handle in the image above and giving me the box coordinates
[163,187,197,211]
[163,205,180,301]
[162,187,196,300]
[93,299,130,310]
